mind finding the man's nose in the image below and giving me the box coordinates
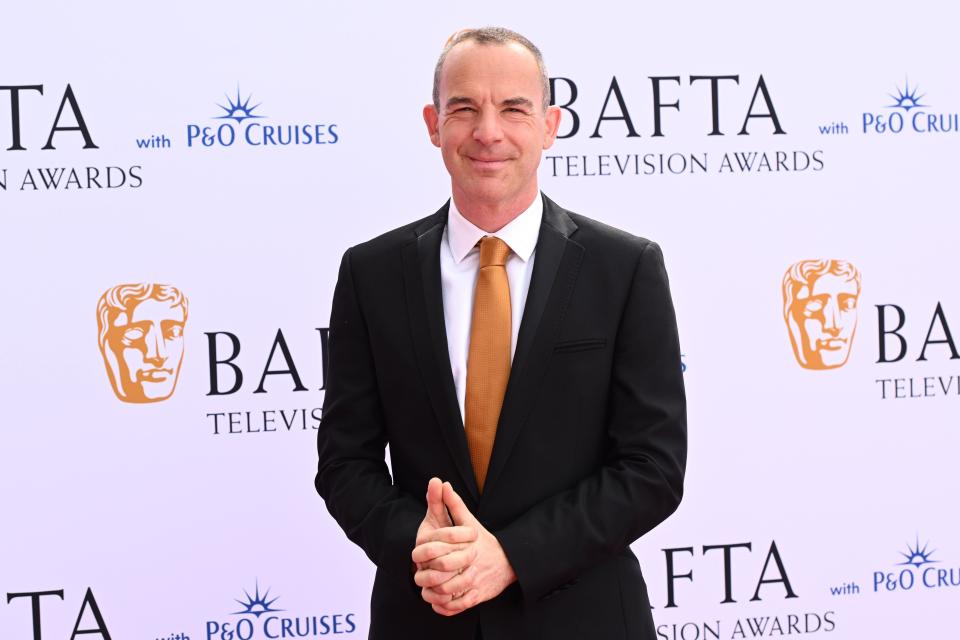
[472,108,504,145]
[144,326,168,364]
[822,299,840,335]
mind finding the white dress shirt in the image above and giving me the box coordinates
[440,194,543,423]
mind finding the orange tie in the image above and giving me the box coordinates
[465,236,512,493]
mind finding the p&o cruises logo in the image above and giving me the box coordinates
[204,583,356,640]
[873,537,960,595]
[185,87,339,149]
[861,80,958,135]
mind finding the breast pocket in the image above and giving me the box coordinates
[553,337,607,354]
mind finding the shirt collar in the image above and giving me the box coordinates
[447,193,543,264]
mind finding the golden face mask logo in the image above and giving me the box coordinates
[97,284,188,403]
[782,260,861,370]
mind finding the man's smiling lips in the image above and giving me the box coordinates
[466,155,511,170]
[138,368,173,382]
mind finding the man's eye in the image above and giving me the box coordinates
[803,300,824,315]
[166,326,183,339]
[123,328,145,342]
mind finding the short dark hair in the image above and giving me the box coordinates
[432,27,550,112]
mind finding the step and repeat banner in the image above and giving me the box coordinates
[1,2,956,639]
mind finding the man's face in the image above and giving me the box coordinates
[789,273,859,369]
[423,40,561,214]
[105,298,186,402]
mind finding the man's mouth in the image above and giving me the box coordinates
[467,156,510,170]
[817,338,847,351]
[139,368,173,382]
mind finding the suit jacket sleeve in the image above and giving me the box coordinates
[315,248,421,589]
[496,241,687,602]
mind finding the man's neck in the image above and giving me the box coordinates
[452,186,540,233]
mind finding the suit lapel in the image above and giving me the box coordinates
[401,204,481,502]
[484,195,583,496]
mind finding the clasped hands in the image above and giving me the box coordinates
[412,477,516,616]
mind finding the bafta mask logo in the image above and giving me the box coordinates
[782,260,861,370]
[97,283,188,403]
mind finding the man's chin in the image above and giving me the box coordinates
[816,351,851,368]
[139,380,176,401]
[457,183,511,204]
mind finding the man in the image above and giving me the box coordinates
[316,27,686,639]
[782,259,861,370]
[96,282,188,403]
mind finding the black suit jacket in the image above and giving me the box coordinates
[316,194,686,639]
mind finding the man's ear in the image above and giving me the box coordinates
[423,104,441,148]
[542,105,562,150]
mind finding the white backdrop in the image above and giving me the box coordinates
[2,2,958,638]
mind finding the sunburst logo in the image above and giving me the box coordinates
[887,80,928,112]
[231,582,283,618]
[186,86,339,148]
[215,87,266,124]
[897,537,938,568]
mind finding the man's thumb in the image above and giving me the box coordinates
[426,477,449,524]
[442,481,474,525]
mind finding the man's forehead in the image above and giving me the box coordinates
[125,298,185,322]
[440,40,541,94]
[445,95,535,108]
[808,273,859,295]
[445,38,536,61]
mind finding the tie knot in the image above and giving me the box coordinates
[479,236,510,268]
